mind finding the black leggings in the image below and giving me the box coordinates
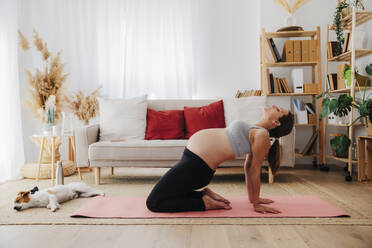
[146,148,215,212]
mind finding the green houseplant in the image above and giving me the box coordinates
[330,134,351,157]
[366,63,372,76]
[317,87,372,136]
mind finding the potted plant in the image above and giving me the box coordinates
[317,88,372,136]
[343,65,371,88]
[330,133,351,158]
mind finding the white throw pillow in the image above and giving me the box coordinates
[223,96,268,126]
[98,95,148,141]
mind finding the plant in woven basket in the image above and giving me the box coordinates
[330,135,351,157]
[65,87,101,125]
[18,29,68,123]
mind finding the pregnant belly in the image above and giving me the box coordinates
[186,128,235,170]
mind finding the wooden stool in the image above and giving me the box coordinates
[357,136,372,182]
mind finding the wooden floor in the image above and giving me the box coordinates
[1,165,372,248]
[0,224,372,248]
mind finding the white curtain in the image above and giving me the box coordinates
[0,0,25,183]
[122,0,194,99]
[20,0,194,99]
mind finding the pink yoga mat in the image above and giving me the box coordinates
[71,195,349,218]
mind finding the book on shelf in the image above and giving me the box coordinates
[269,73,274,93]
[263,37,276,63]
[279,78,286,93]
[275,78,281,93]
[326,74,331,90]
[293,40,301,62]
[301,131,318,155]
[343,33,351,53]
[327,73,338,90]
[327,41,338,58]
[309,40,317,61]
[270,76,292,93]
[267,38,282,62]
[282,40,294,62]
[235,89,262,98]
[301,40,310,62]
[282,78,292,93]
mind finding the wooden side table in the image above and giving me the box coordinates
[357,136,372,182]
[33,133,76,185]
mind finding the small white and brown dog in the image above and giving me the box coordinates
[13,182,104,212]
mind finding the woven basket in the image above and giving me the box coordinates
[21,160,76,179]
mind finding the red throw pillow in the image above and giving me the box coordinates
[145,109,185,140]
[184,100,226,139]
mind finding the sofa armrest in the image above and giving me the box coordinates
[73,124,99,168]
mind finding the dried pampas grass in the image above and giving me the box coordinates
[18,29,69,123]
[18,30,30,51]
[65,87,101,125]
[290,0,311,13]
[274,0,311,14]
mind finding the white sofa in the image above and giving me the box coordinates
[73,98,295,184]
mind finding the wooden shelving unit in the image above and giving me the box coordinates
[328,49,372,62]
[330,11,372,29]
[260,26,323,167]
[264,62,317,67]
[322,7,372,180]
[328,87,372,93]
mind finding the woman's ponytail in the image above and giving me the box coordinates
[267,112,294,175]
[268,138,280,175]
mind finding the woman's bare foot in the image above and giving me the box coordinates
[202,195,231,210]
[202,187,230,204]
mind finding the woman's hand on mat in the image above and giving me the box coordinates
[253,204,281,214]
[259,198,274,204]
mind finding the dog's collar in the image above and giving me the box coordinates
[30,186,39,194]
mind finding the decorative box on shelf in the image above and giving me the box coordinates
[308,114,317,125]
[303,83,318,93]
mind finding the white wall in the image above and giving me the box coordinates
[192,0,260,98]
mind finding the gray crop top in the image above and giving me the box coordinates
[225,120,266,158]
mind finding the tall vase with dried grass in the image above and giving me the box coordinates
[273,0,311,26]
[65,87,100,126]
[18,29,68,126]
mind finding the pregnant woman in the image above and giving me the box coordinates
[146,105,294,214]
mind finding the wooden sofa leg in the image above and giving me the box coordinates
[110,167,114,176]
[78,168,82,180]
[94,167,101,185]
[268,167,274,184]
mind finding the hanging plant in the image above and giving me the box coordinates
[333,2,349,56]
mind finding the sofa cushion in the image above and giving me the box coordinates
[98,95,148,141]
[145,109,185,140]
[89,140,188,161]
[184,100,226,139]
[223,96,268,126]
